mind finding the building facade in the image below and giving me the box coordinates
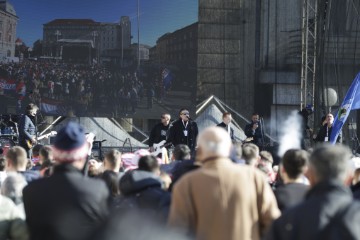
[0,0,18,59]
[42,17,131,63]
[155,22,198,68]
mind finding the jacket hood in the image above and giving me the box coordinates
[119,170,162,196]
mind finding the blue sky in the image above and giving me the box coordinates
[12,0,198,47]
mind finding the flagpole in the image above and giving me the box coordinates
[137,0,140,70]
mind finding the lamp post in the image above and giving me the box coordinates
[54,30,61,58]
[92,31,98,64]
[121,21,124,68]
[323,88,338,113]
[28,48,32,58]
[137,0,140,69]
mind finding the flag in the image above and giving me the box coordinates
[40,98,67,115]
[162,68,173,91]
[0,78,16,95]
[330,72,360,144]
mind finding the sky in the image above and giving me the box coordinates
[12,0,198,47]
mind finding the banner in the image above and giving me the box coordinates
[162,68,173,91]
[330,73,360,144]
[0,78,16,92]
[40,98,67,115]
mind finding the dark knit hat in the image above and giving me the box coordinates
[53,122,89,162]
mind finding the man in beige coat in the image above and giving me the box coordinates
[168,127,280,240]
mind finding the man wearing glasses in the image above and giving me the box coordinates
[167,108,198,157]
[148,113,171,153]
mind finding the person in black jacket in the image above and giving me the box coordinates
[23,122,109,240]
[274,149,309,212]
[18,103,38,158]
[117,155,171,223]
[298,104,314,149]
[148,113,171,154]
[166,108,198,157]
[266,144,360,240]
[244,113,263,147]
[217,112,235,141]
[314,113,342,143]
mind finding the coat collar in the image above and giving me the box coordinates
[305,179,351,200]
[200,157,234,168]
[53,163,83,175]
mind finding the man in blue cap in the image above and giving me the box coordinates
[23,121,109,240]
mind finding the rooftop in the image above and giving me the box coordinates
[45,19,100,26]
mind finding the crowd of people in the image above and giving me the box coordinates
[0,60,169,116]
[1,106,360,240]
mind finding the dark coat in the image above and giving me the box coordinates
[244,121,262,145]
[351,182,360,200]
[315,124,342,143]
[148,122,170,147]
[118,170,171,222]
[167,119,198,151]
[274,183,309,212]
[168,160,199,192]
[266,180,360,240]
[23,164,109,240]
[216,122,235,140]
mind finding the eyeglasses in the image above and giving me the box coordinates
[180,112,189,115]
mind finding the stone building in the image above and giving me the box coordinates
[0,0,18,59]
[197,0,360,142]
[42,17,131,63]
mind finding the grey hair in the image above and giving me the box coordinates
[197,127,232,158]
[1,172,27,205]
[309,144,352,182]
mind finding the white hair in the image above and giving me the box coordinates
[1,172,27,205]
[197,126,232,159]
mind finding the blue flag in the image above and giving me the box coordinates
[162,68,173,91]
[330,72,360,144]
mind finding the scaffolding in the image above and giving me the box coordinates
[300,0,318,110]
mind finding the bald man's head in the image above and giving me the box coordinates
[196,126,232,162]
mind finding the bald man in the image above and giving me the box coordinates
[168,127,280,240]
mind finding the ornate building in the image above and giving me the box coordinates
[42,17,131,63]
[0,0,18,59]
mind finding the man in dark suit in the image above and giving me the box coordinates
[245,113,263,147]
[166,108,198,157]
[217,112,235,141]
[23,122,109,240]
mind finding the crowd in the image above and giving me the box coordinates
[0,61,166,116]
[1,120,360,240]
